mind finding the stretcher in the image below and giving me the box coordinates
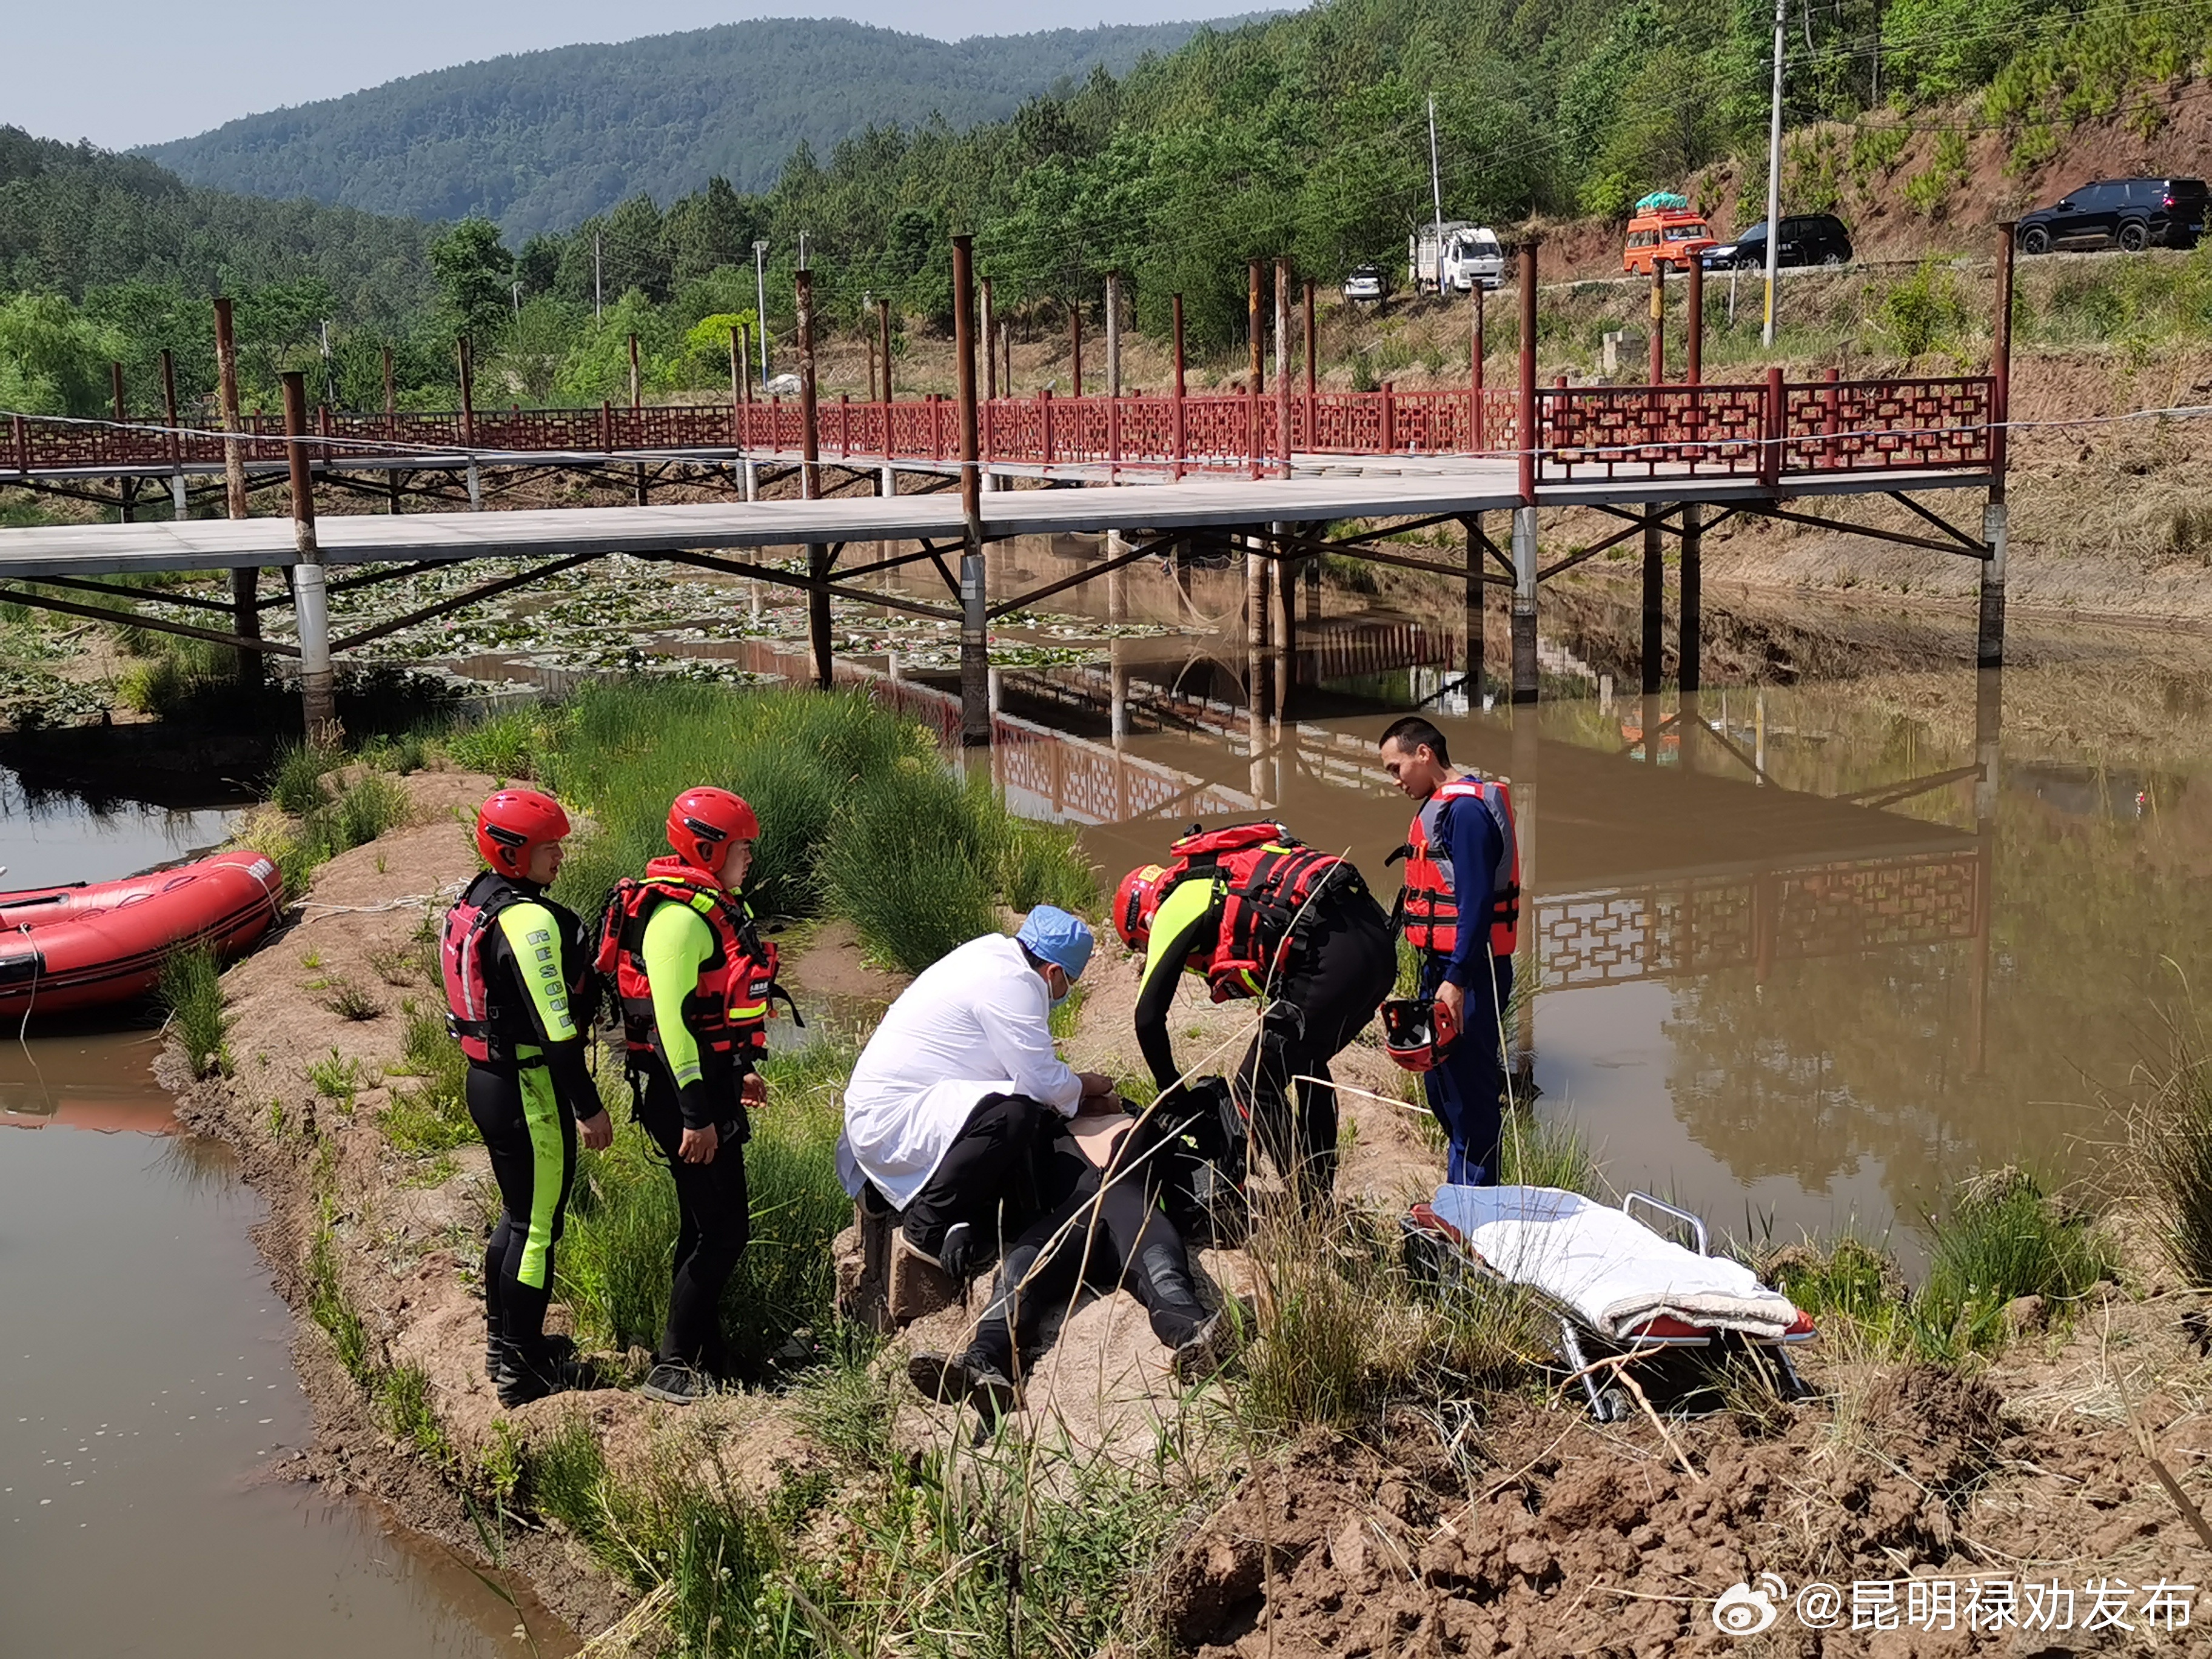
[1401,1184,1817,1422]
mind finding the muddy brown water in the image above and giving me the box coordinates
[0,784,558,1659]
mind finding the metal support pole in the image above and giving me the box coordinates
[281,373,336,742]
[1171,293,1188,481]
[1512,506,1539,703]
[109,363,132,525]
[980,281,995,403]
[953,235,989,745]
[796,269,830,688]
[1642,512,1664,694]
[457,337,476,447]
[1470,285,1487,449]
[1649,263,1665,386]
[1303,276,1318,448]
[1465,513,1486,698]
[1069,300,1082,401]
[158,349,185,518]
[212,297,261,686]
[1679,502,1702,694]
[1981,221,2015,668]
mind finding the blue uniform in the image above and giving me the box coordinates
[1417,789,1512,1185]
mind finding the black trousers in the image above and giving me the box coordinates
[1237,893,1398,1211]
[633,1058,750,1372]
[469,1059,578,1367]
[899,1091,1054,1257]
[966,1133,1210,1377]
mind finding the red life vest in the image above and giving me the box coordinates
[1395,777,1520,959]
[592,856,780,1065]
[1158,821,1362,1003]
[441,870,585,1064]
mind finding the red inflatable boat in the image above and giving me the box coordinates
[0,849,284,1019]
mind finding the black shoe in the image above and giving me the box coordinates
[495,1352,594,1409]
[907,1350,1020,1419]
[1171,1308,1240,1386]
[640,1360,716,1404]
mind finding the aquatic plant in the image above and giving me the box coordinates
[158,942,230,1079]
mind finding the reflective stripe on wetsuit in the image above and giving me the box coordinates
[493,900,581,1292]
[641,900,717,1088]
[1134,876,1225,1093]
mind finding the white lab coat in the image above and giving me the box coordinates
[841,933,1083,1208]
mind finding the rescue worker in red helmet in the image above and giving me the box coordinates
[443,789,612,1409]
[1113,822,1395,1214]
[1378,716,1518,1187]
[601,786,774,1404]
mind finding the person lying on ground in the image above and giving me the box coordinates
[1114,822,1395,1215]
[840,907,1115,1280]
[599,787,779,1404]
[443,788,614,1409]
[907,1099,1237,1421]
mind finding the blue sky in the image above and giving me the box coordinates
[18,2,1264,150]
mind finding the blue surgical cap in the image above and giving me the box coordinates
[1016,905,1094,980]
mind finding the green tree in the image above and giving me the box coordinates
[0,291,115,414]
[428,215,514,343]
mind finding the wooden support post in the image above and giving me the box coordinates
[1465,513,1486,698]
[1302,277,1318,449]
[1068,300,1082,401]
[1641,511,1664,695]
[877,298,893,407]
[1980,222,2014,668]
[1247,260,1264,479]
[1275,256,1293,478]
[109,362,132,525]
[729,325,745,448]
[1171,293,1188,480]
[953,235,989,745]
[1470,284,1487,450]
[1516,241,1538,505]
[212,297,261,687]
[281,372,337,743]
[457,337,476,446]
[1679,502,1701,694]
[1649,263,1665,386]
[1760,364,1785,491]
[1105,270,1122,481]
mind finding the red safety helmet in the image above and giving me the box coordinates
[1382,996,1460,1073]
[1113,863,1169,950]
[476,788,569,879]
[667,786,759,876]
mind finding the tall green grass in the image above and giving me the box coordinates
[2133,1022,2212,1292]
[538,682,1097,974]
[237,766,415,897]
[1915,1170,2114,1355]
[557,1034,857,1373]
[158,942,230,1079]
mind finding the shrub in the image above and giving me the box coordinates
[270,741,335,816]
[159,942,229,1079]
[1875,261,1973,358]
[325,771,412,851]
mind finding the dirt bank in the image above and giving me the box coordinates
[164,763,2212,1656]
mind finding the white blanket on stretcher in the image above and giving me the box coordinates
[1428,1184,1800,1341]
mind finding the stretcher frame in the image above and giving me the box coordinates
[1401,1189,1817,1423]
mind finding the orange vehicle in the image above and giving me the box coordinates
[1623,193,1717,275]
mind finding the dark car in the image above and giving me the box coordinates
[1699,214,1854,272]
[2016,178,2207,253]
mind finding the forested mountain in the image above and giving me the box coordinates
[142,17,1242,240]
[0,127,436,323]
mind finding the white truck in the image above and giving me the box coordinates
[1409,222,1505,295]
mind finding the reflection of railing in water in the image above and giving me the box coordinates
[1534,848,1985,989]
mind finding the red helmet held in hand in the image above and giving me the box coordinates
[476,788,569,879]
[1113,863,1169,950]
[667,787,759,877]
[1381,996,1460,1073]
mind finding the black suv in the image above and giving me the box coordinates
[2016,178,2207,253]
[1699,214,1854,272]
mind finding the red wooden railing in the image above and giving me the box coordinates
[6,377,1994,485]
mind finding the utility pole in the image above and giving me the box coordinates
[1427,95,1446,296]
[1762,0,1786,347]
[753,240,771,380]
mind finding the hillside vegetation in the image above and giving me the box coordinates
[141,18,1236,239]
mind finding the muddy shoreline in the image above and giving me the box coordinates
[159,755,2212,1657]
